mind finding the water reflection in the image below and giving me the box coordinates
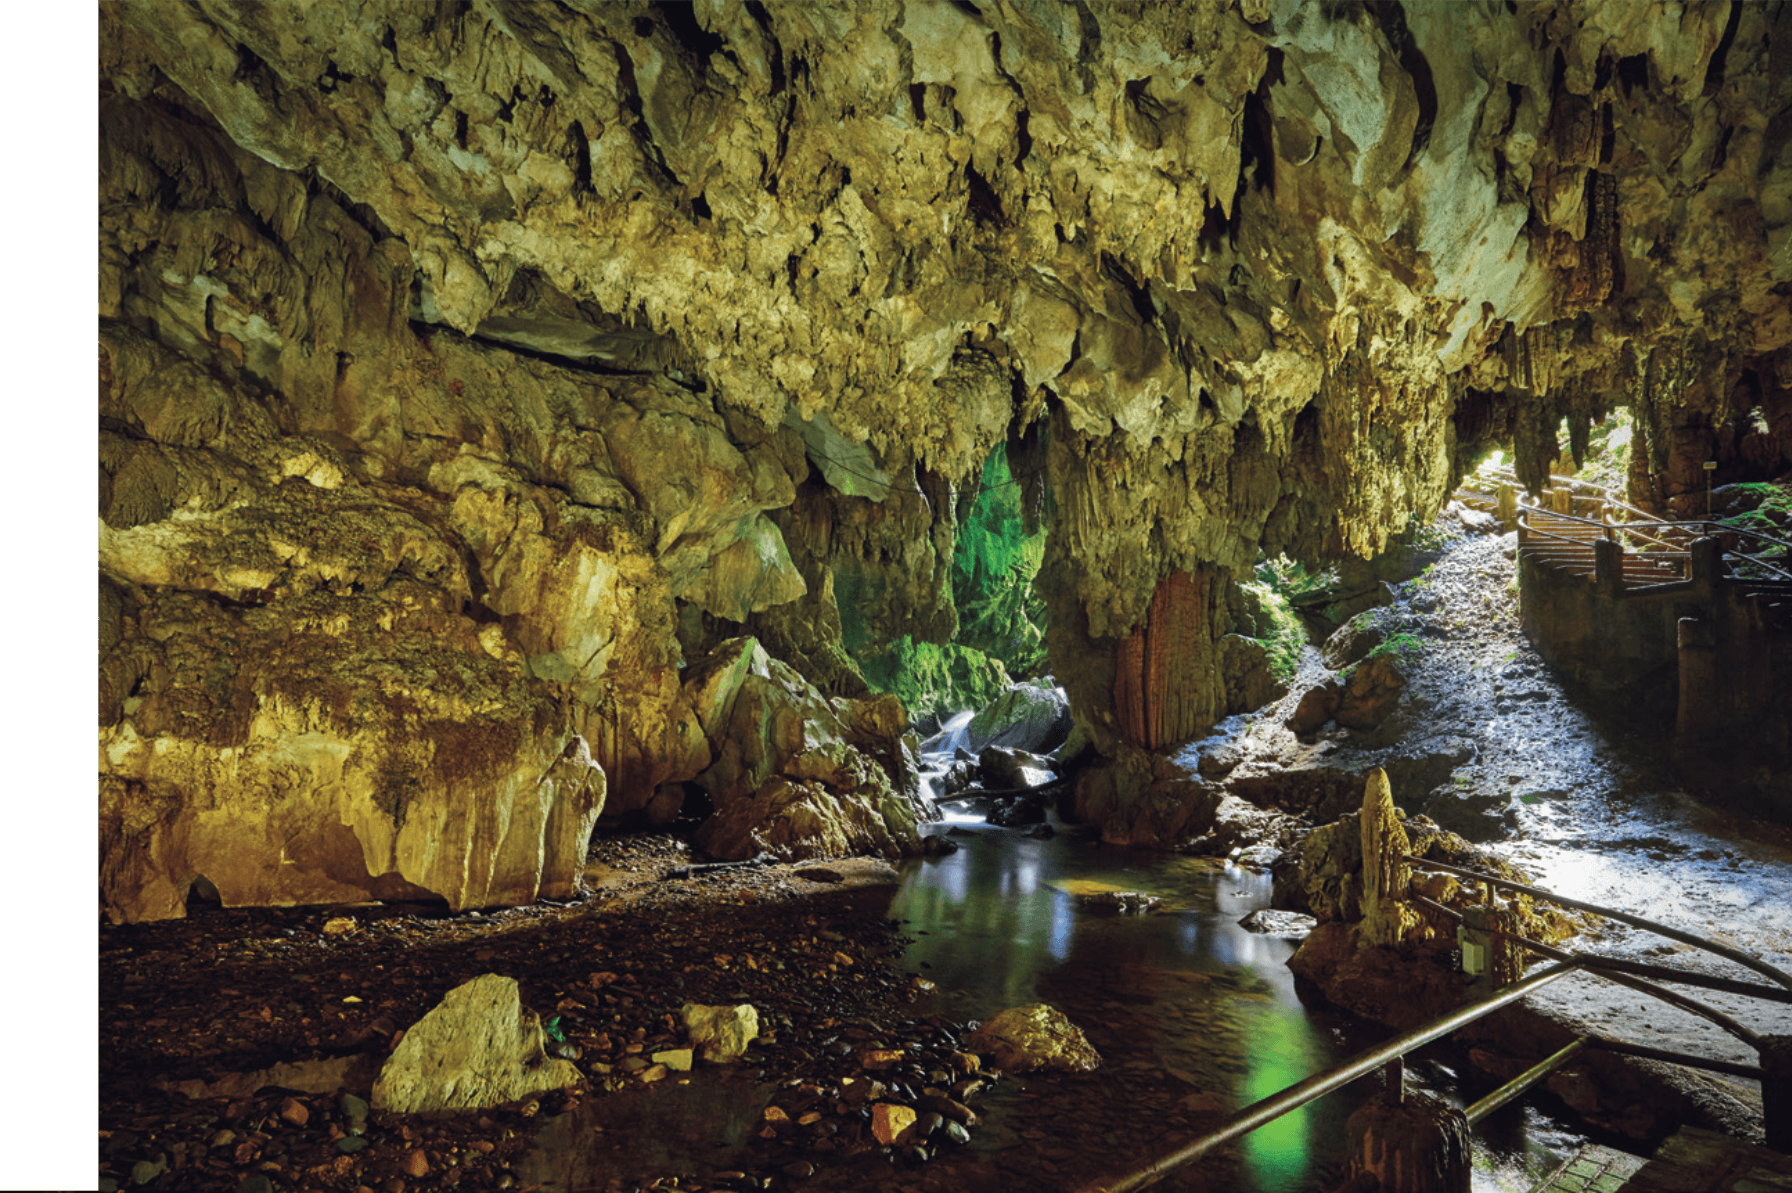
[890,825,1580,1192]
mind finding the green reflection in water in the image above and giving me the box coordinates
[1238,1004,1325,1191]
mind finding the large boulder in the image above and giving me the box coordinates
[1069,746,1221,848]
[681,638,923,861]
[373,975,582,1113]
[966,682,1073,755]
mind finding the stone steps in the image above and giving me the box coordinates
[1527,1142,1646,1193]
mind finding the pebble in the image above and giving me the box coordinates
[403,1148,429,1178]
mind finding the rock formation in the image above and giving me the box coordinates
[99,1,1792,909]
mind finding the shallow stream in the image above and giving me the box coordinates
[875,814,1589,1192]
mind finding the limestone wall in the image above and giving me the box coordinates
[98,1,1792,894]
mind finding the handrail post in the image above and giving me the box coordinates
[1765,1035,1792,1153]
[1593,537,1623,597]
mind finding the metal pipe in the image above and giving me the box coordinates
[1406,856,1792,993]
[1073,962,1583,1193]
[1582,1038,1765,1080]
[1464,1039,1586,1127]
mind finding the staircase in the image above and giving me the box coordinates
[1455,468,1792,624]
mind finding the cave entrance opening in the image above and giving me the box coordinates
[856,440,1051,731]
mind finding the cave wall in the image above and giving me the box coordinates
[99,0,1792,905]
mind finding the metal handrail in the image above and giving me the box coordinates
[1516,505,1792,584]
[1473,462,1792,560]
[1410,893,1761,1047]
[1406,856,1792,993]
[1074,963,1584,1193]
[1078,846,1792,1192]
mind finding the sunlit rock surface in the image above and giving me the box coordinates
[99,1,1792,901]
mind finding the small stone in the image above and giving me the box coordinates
[949,1051,980,1074]
[340,1093,370,1123]
[870,1102,916,1146]
[861,1048,904,1071]
[336,1136,369,1155]
[131,1158,165,1186]
[651,1048,693,1072]
[278,1096,310,1127]
[944,1120,971,1145]
[638,1063,669,1082]
[763,1105,790,1124]
[782,1160,815,1179]
[404,1149,429,1178]
[322,917,358,936]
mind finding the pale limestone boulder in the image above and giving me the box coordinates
[373,975,581,1113]
[966,1004,1101,1073]
[680,1003,759,1065]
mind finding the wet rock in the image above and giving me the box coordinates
[986,797,1046,827]
[966,1004,1101,1073]
[681,1003,760,1065]
[1335,660,1406,731]
[966,682,1072,755]
[977,746,1056,790]
[1287,681,1345,735]
[871,1102,917,1146]
[1237,909,1317,938]
[1196,742,1244,778]
[1421,784,1518,842]
[1323,612,1388,670]
[1380,738,1479,802]
[685,638,922,862]
[1228,844,1283,870]
[1079,891,1161,914]
[651,1048,693,1072]
[920,834,960,856]
[1070,747,1222,848]
[372,974,581,1113]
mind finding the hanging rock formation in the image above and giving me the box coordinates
[99,0,1792,905]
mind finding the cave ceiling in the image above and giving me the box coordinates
[97,0,1792,916]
